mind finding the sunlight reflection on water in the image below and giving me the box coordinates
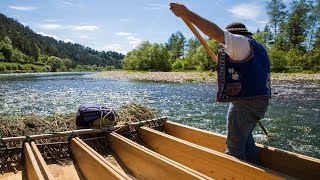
[0,72,319,158]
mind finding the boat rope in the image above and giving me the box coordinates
[138,121,144,128]
[67,130,77,143]
[151,119,158,130]
[24,135,33,142]
[99,105,117,129]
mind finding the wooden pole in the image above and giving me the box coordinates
[258,121,270,137]
[1,116,168,143]
[181,18,217,63]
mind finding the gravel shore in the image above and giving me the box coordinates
[88,71,216,83]
[88,71,320,83]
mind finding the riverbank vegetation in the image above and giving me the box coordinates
[123,0,319,73]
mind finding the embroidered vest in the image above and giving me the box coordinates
[217,38,271,102]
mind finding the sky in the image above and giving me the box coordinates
[0,0,291,54]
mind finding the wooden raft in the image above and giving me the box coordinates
[1,116,319,179]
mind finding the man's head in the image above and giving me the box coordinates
[225,22,252,37]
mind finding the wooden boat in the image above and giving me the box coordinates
[1,116,319,179]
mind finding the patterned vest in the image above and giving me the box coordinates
[217,38,271,102]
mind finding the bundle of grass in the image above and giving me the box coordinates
[0,103,156,139]
[117,103,157,123]
[0,103,157,173]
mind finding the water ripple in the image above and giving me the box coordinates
[0,72,319,158]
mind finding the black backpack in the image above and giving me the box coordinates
[76,104,115,127]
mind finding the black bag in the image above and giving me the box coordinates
[76,104,115,127]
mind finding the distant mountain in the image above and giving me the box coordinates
[0,13,124,69]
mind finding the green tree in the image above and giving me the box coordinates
[0,36,14,60]
[275,21,290,51]
[315,28,320,52]
[186,37,200,57]
[122,41,170,71]
[191,39,218,71]
[253,25,272,49]
[285,48,304,72]
[46,56,64,72]
[166,31,186,63]
[286,0,311,51]
[268,48,287,72]
[306,0,320,50]
[0,52,4,59]
[0,13,125,70]
[266,0,287,49]
[62,58,73,70]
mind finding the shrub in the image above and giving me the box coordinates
[0,63,5,71]
[268,48,288,72]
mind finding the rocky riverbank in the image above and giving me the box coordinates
[88,71,320,83]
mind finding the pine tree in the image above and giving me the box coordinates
[266,0,287,49]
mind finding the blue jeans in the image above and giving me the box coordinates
[225,99,269,165]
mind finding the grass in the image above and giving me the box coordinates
[0,103,156,141]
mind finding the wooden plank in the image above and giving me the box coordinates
[162,121,226,152]
[162,121,320,179]
[24,142,45,180]
[139,126,290,180]
[256,144,320,180]
[108,132,209,180]
[70,137,131,180]
[111,132,212,179]
[30,141,54,180]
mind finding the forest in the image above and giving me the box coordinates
[0,0,319,73]
[123,0,320,73]
[0,13,124,72]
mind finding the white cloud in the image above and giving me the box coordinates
[96,44,127,54]
[64,39,74,43]
[72,25,99,31]
[106,44,122,50]
[38,32,74,43]
[79,35,90,39]
[144,3,168,10]
[38,32,58,39]
[43,19,58,22]
[63,1,74,6]
[116,32,133,36]
[227,4,261,20]
[38,24,99,31]
[119,18,130,22]
[116,32,142,48]
[256,21,268,24]
[38,24,63,30]
[62,0,82,8]
[9,5,37,11]
[127,36,142,46]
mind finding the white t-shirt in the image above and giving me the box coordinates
[223,30,251,61]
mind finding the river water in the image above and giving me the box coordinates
[0,72,319,158]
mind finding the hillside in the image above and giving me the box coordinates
[0,13,124,72]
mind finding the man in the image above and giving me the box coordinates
[170,3,271,165]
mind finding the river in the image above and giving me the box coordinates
[0,72,319,158]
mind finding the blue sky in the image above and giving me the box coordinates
[0,0,290,54]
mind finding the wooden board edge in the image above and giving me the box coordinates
[163,120,320,179]
[70,138,131,180]
[108,132,207,180]
[24,142,45,180]
[139,126,291,180]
